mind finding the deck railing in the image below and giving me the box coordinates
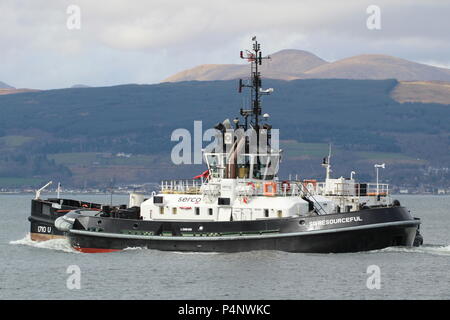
[160,180,202,194]
[160,179,303,197]
[315,182,389,196]
[160,179,389,198]
[234,179,303,197]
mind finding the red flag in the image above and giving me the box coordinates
[193,170,210,180]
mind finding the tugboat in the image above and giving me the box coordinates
[48,38,422,253]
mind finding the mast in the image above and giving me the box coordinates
[238,37,271,132]
[236,37,274,180]
[322,143,332,180]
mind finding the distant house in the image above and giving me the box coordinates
[116,152,132,158]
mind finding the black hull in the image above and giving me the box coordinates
[68,206,421,253]
[29,198,102,241]
[29,215,66,241]
[70,222,418,253]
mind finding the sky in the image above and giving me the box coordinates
[1,0,449,89]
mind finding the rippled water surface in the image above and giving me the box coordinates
[1,194,449,299]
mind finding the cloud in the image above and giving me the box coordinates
[0,0,448,89]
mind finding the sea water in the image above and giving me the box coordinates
[1,194,449,299]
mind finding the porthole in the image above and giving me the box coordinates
[97,220,102,225]
[133,223,139,229]
[299,220,305,225]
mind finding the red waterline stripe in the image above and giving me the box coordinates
[74,247,121,253]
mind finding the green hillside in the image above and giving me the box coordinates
[0,79,449,188]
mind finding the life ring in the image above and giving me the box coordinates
[302,179,317,192]
[263,182,277,196]
[281,180,291,192]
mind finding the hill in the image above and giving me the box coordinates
[391,81,450,105]
[163,51,450,83]
[0,79,449,188]
[163,49,328,82]
[304,54,450,81]
[0,88,39,96]
[0,81,14,89]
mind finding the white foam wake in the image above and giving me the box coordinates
[170,251,221,255]
[123,246,144,251]
[381,244,450,256]
[9,233,79,253]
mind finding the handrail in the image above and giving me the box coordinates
[159,179,390,198]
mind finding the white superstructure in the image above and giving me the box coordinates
[136,154,391,222]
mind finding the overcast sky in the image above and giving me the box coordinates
[1,0,449,89]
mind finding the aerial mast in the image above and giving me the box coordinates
[237,37,274,179]
[238,36,271,132]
